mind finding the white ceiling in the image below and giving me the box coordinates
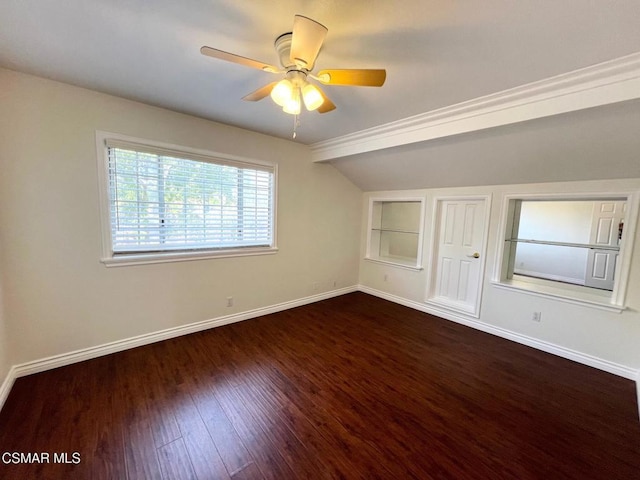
[2,0,640,147]
[0,0,640,190]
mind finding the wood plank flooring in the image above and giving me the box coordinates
[0,292,639,479]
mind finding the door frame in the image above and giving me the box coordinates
[424,194,492,318]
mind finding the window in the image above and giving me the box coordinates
[494,193,639,311]
[97,134,277,266]
[365,198,425,270]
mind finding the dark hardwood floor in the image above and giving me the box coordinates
[0,292,639,479]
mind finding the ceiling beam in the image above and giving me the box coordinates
[310,52,640,162]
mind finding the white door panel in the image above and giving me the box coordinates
[595,217,613,244]
[428,198,488,316]
[585,201,625,290]
[439,257,453,297]
[457,260,471,301]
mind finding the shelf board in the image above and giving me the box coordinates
[506,238,620,251]
[365,256,423,271]
[372,228,419,234]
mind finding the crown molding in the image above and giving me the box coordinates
[310,52,640,162]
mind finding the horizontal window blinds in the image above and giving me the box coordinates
[107,144,274,254]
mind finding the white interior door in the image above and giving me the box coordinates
[427,197,488,316]
[584,200,626,290]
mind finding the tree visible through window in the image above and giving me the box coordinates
[106,143,274,255]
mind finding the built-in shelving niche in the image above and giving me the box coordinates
[366,198,425,270]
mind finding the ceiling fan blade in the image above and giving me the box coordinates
[242,82,279,102]
[290,15,328,69]
[317,88,336,114]
[200,46,279,72]
[317,69,386,87]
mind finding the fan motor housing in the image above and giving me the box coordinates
[275,33,295,69]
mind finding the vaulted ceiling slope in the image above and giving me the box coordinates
[329,99,640,191]
[1,1,639,190]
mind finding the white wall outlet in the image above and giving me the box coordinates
[333,280,337,288]
[532,311,541,322]
[226,297,233,307]
[384,274,388,282]
[312,282,319,292]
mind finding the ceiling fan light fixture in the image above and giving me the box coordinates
[302,83,324,111]
[201,14,387,121]
[270,79,294,107]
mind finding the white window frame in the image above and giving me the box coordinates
[492,191,639,312]
[95,131,278,267]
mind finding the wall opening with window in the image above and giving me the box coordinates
[495,194,638,311]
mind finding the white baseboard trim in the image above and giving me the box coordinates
[358,285,639,380]
[0,365,17,413]
[0,286,357,411]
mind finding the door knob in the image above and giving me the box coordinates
[467,252,480,259]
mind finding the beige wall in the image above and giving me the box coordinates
[359,180,640,374]
[0,68,362,366]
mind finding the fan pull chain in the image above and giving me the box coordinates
[293,114,300,139]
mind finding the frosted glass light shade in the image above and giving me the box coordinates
[270,79,293,107]
[282,87,301,114]
[302,83,324,111]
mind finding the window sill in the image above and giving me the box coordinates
[364,257,423,271]
[101,246,278,267]
[491,278,625,313]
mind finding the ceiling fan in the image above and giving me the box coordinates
[200,15,386,116]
